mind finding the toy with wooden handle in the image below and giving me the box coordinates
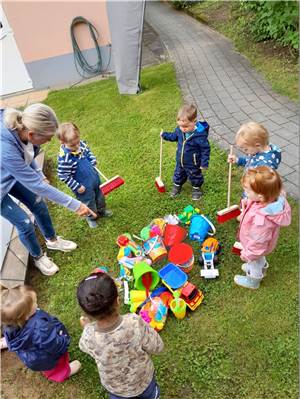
[216,145,241,223]
[155,132,166,193]
[95,167,124,195]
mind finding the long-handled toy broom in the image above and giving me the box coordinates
[155,133,166,193]
[95,167,124,196]
[217,145,241,223]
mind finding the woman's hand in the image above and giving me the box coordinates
[76,203,97,218]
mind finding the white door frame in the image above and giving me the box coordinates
[0,5,33,96]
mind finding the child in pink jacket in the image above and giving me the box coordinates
[234,166,291,290]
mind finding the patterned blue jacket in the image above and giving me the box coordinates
[237,143,281,170]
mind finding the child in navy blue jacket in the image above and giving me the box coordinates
[1,285,81,382]
[57,123,112,228]
[161,104,210,200]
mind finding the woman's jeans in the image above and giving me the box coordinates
[1,182,56,258]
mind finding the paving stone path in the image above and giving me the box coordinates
[145,1,299,198]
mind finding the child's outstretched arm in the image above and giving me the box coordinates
[161,128,179,142]
[139,317,164,355]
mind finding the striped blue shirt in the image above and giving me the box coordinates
[57,140,97,192]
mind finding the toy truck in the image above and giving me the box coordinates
[199,237,221,279]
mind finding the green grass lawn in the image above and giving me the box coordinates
[7,63,298,398]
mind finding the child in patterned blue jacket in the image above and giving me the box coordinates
[228,121,281,203]
[57,123,112,228]
[161,104,210,201]
[228,121,281,171]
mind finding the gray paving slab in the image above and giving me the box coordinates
[145,1,299,199]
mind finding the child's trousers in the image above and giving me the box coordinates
[173,163,204,188]
[41,352,71,382]
[109,376,160,399]
[244,257,266,279]
[76,186,106,220]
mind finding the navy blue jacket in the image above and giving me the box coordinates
[162,121,210,169]
[4,309,70,371]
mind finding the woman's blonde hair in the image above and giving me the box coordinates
[4,103,58,136]
[241,166,282,203]
[236,122,269,146]
[57,122,80,143]
[1,285,36,328]
[177,104,197,122]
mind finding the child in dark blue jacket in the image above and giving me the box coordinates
[1,285,81,382]
[57,123,112,228]
[161,104,210,200]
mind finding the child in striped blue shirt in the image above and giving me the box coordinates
[57,123,112,228]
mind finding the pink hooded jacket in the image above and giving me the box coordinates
[238,196,291,262]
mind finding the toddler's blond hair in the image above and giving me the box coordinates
[236,122,269,146]
[177,104,197,122]
[1,286,36,328]
[57,122,80,143]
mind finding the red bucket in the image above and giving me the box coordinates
[168,243,194,273]
[163,224,187,248]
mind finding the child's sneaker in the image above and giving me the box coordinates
[69,360,81,377]
[86,218,98,228]
[191,187,202,201]
[241,262,269,277]
[98,209,113,218]
[234,275,261,289]
[170,184,181,198]
[34,254,59,276]
[46,236,77,252]
[0,337,8,350]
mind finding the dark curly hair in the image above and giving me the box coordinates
[77,273,118,320]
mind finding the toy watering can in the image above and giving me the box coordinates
[170,291,186,320]
[189,214,216,243]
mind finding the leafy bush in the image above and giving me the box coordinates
[171,0,201,10]
[239,1,299,49]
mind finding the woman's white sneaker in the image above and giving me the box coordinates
[46,236,77,252]
[69,360,81,376]
[34,254,59,276]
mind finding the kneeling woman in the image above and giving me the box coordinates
[0,103,96,276]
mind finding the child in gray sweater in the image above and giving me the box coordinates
[77,272,164,399]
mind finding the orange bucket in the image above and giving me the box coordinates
[143,236,167,263]
[168,243,194,273]
[163,224,187,248]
